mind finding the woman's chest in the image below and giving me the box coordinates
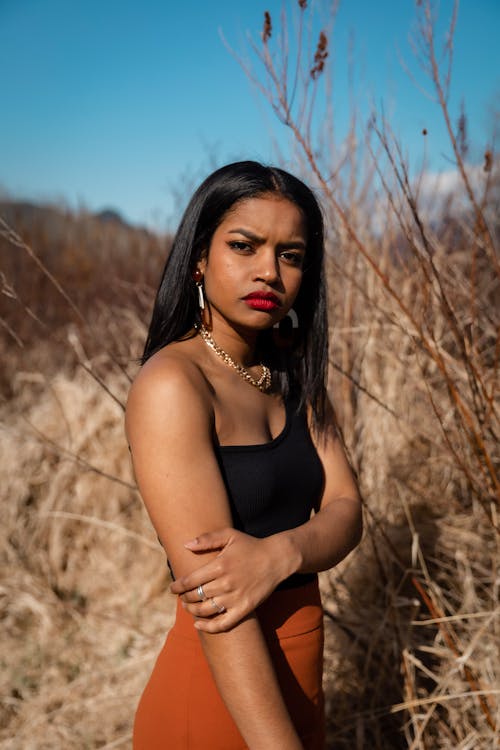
[212,388,286,447]
[214,404,324,538]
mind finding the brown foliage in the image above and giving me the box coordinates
[232,0,499,746]
[1,1,499,747]
[0,202,169,394]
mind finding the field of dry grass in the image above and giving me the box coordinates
[1,172,498,750]
[1,206,175,748]
[244,3,500,742]
[1,3,498,747]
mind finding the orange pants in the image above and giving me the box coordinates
[133,580,325,749]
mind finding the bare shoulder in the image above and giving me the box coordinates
[125,343,214,447]
[125,344,234,573]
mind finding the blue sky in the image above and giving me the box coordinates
[0,0,498,231]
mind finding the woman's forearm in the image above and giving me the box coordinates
[278,496,363,578]
[172,497,362,633]
[199,615,302,750]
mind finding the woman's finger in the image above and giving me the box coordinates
[193,608,243,633]
[183,599,225,618]
[181,584,218,604]
[183,527,233,552]
[170,564,220,595]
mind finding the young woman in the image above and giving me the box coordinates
[126,161,362,749]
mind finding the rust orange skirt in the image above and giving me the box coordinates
[133,579,325,749]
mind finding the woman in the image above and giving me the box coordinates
[126,161,362,749]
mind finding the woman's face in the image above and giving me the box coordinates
[198,194,307,335]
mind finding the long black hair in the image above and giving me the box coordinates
[142,161,329,430]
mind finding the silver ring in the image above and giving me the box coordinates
[210,598,225,614]
[197,585,207,601]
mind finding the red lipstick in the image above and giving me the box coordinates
[243,292,281,311]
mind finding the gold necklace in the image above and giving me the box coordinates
[197,325,272,393]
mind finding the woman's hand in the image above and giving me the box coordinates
[170,528,298,632]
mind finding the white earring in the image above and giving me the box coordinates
[197,281,205,311]
[273,308,298,329]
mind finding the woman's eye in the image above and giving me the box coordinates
[280,251,304,267]
[228,241,252,252]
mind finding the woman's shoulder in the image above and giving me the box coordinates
[125,341,214,441]
[132,339,211,394]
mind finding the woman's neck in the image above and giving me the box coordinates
[204,317,259,368]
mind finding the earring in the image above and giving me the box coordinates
[273,308,298,331]
[192,269,205,311]
[273,308,299,348]
[197,282,205,311]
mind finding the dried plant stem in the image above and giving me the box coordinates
[411,576,497,731]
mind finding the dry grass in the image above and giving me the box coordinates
[0,367,172,749]
[1,210,174,748]
[1,249,497,749]
[1,2,499,747]
[1,192,498,749]
[244,1,499,746]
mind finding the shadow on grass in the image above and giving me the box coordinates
[322,508,441,749]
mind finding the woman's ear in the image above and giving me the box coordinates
[197,254,207,275]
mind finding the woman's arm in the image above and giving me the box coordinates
[126,355,302,750]
[172,398,362,632]
[278,401,363,573]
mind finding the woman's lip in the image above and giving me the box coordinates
[243,292,281,304]
[244,298,281,311]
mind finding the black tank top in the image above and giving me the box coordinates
[214,395,324,590]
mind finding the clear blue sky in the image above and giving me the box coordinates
[0,0,498,230]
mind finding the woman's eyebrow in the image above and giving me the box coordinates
[278,240,307,251]
[227,228,306,250]
[227,228,264,242]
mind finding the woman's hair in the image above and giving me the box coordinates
[142,160,329,430]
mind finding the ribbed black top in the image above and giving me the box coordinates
[214,395,324,590]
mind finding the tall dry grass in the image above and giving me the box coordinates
[1,1,499,747]
[241,1,499,747]
[1,207,173,748]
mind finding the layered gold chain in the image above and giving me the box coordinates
[197,325,272,392]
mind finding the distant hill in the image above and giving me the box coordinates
[0,199,158,241]
[94,208,130,226]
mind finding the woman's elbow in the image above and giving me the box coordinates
[349,497,363,551]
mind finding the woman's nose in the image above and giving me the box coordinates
[253,249,280,283]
